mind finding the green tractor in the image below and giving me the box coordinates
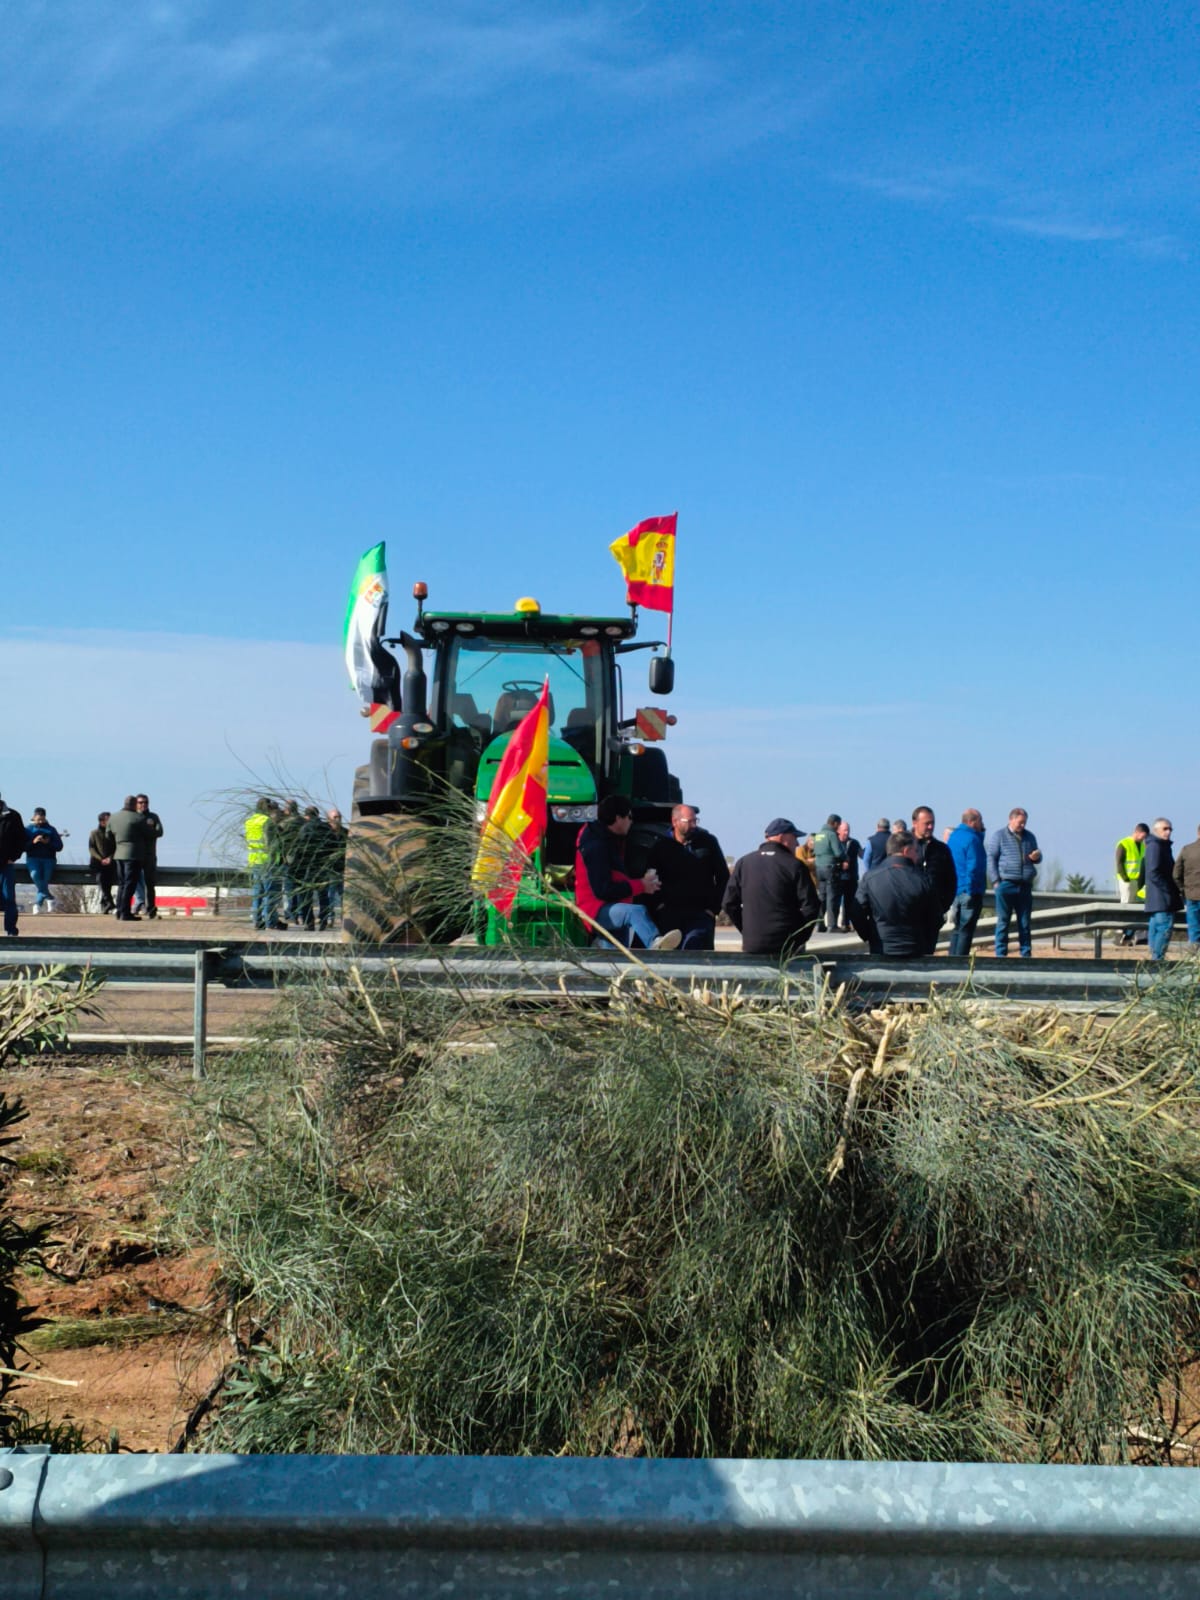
[345,583,682,944]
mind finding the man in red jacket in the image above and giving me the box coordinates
[575,795,681,951]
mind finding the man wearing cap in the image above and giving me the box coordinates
[722,818,822,959]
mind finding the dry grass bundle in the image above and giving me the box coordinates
[170,960,1200,1462]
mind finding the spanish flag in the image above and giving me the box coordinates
[470,680,550,917]
[610,513,676,613]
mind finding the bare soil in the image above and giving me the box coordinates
[5,1055,223,1452]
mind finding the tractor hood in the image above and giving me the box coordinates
[474,733,597,808]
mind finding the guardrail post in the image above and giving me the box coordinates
[1093,929,1102,960]
[193,951,219,1080]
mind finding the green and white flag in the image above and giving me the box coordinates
[343,541,389,706]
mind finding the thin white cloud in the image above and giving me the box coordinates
[0,1,753,182]
[984,214,1128,243]
[841,161,1185,259]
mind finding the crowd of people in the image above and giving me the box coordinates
[0,790,348,939]
[572,802,1200,964]
[242,798,348,932]
[3,785,1196,959]
[0,792,165,936]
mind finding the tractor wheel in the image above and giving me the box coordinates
[342,764,471,945]
[342,810,430,945]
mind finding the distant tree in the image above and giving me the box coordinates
[1066,873,1096,895]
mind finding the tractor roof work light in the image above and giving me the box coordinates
[515,597,541,615]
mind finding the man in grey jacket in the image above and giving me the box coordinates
[987,807,1042,958]
[110,796,149,921]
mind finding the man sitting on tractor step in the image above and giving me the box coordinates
[574,795,681,952]
[646,803,729,951]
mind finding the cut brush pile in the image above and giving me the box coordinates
[171,958,1200,1462]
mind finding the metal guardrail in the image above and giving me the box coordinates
[2,1452,1199,1598]
[1,932,1191,1078]
[9,865,247,887]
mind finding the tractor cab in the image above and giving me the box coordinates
[348,587,681,942]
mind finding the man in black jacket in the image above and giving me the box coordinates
[851,831,944,957]
[722,818,821,959]
[910,805,956,921]
[132,794,164,918]
[646,804,729,950]
[1141,818,1181,962]
[0,795,25,937]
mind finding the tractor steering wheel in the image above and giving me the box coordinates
[500,679,543,695]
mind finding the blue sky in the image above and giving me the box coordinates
[2,1,1197,878]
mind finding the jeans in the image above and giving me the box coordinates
[318,881,343,931]
[948,891,983,956]
[115,859,142,918]
[251,865,281,930]
[596,900,661,949]
[660,911,715,951]
[27,857,54,904]
[1185,900,1200,947]
[0,864,17,934]
[1147,910,1174,961]
[994,879,1033,958]
[132,864,158,916]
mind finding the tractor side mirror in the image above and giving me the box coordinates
[648,655,674,696]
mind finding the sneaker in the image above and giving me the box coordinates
[651,928,682,952]
[32,903,41,915]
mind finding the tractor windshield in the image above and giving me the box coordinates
[442,635,608,764]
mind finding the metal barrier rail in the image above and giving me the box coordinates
[9,865,247,887]
[1,936,1187,1078]
[1,1451,1198,1598]
[8,863,249,918]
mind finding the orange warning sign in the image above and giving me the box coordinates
[634,707,674,741]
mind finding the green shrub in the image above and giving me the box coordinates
[172,965,1200,1462]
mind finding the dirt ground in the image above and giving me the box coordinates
[4,1054,224,1452]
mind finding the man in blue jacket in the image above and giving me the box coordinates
[947,808,987,956]
[986,807,1042,958]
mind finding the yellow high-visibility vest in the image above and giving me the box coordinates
[245,811,271,866]
[1117,834,1145,898]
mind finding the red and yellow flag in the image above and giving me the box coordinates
[470,680,550,917]
[610,513,676,613]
